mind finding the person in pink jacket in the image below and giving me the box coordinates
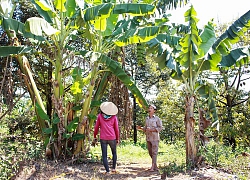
[93,102,120,174]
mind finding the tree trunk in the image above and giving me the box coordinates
[226,105,236,151]
[46,61,53,119]
[184,96,197,167]
[133,96,137,144]
[109,75,133,140]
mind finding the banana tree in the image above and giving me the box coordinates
[146,6,250,166]
[0,0,49,136]
[0,0,158,158]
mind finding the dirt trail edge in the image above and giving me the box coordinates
[14,160,237,180]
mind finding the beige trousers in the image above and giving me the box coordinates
[147,141,159,164]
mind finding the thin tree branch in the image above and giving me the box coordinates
[232,96,250,107]
[232,67,242,103]
[217,99,227,106]
[0,91,27,120]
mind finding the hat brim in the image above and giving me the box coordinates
[100,102,118,115]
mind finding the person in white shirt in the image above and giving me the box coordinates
[138,104,163,171]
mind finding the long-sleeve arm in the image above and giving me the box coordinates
[93,117,100,138]
[114,116,120,140]
[155,118,163,132]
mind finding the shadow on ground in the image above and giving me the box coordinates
[14,160,236,180]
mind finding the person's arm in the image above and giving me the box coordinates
[92,115,100,146]
[114,116,120,143]
[93,115,100,139]
[137,117,148,132]
[137,124,147,132]
[155,117,163,132]
[136,125,144,131]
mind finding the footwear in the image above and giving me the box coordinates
[111,169,118,174]
[103,171,110,175]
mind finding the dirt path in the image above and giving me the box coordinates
[14,160,236,180]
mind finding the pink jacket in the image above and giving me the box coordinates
[94,113,120,140]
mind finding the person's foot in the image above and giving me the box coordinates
[103,171,110,175]
[111,169,118,174]
[149,167,154,172]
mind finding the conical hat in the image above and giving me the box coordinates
[100,102,118,115]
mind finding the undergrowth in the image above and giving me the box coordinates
[0,124,43,180]
[199,140,250,180]
[1,127,250,179]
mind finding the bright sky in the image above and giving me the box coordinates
[168,0,250,27]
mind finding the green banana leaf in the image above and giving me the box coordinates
[197,83,219,124]
[82,3,155,34]
[83,3,155,22]
[99,54,148,109]
[112,3,155,15]
[114,26,160,46]
[75,49,148,110]
[30,0,54,24]
[207,10,250,68]
[0,16,45,41]
[156,0,189,12]
[213,10,250,50]
[89,72,111,127]
[219,47,250,67]
[147,34,181,55]
[0,46,33,57]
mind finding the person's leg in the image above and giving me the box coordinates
[100,139,109,172]
[108,139,117,171]
[147,141,155,171]
[147,141,152,158]
[151,141,159,170]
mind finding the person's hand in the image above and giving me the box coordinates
[116,139,120,145]
[91,138,98,147]
[137,125,143,130]
[146,127,155,132]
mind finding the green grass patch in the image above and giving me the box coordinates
[89,134,186,166]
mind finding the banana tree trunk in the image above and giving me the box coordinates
[74,63,98,155]
[89,72,111,128]
[184,95,197,167]
[16,55,47,135]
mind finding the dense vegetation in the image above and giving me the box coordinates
[0,0,250,179]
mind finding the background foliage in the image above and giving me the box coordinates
[0,0,250,179]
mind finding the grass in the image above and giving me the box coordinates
[89,132,186,166]
[90,135,250,179]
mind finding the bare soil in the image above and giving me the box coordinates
[14,159,236,180]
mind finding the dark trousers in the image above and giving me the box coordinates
[100,139,117,172]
